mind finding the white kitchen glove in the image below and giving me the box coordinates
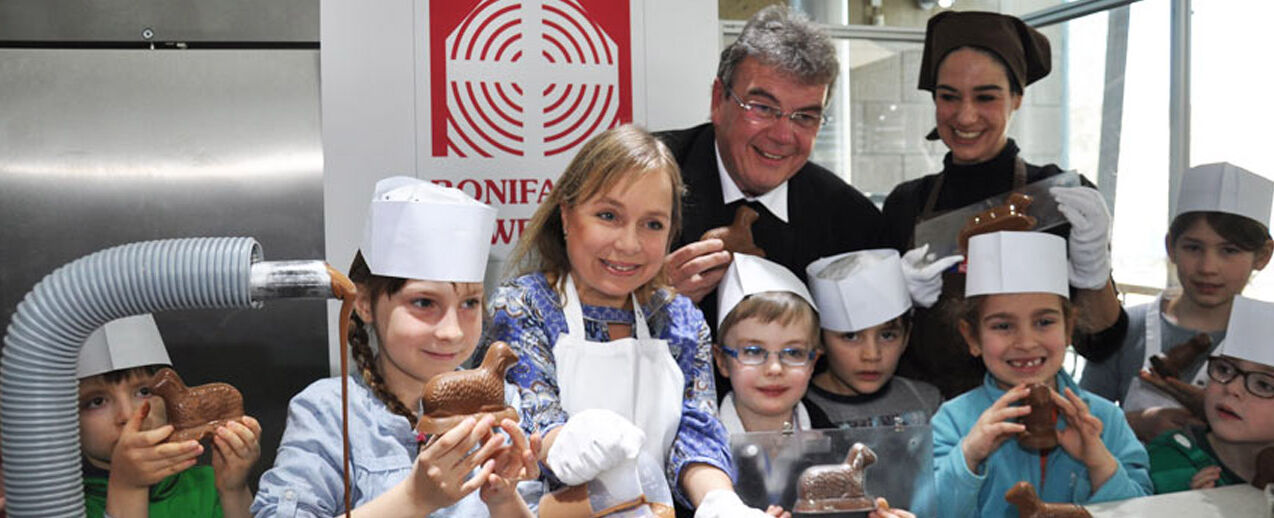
[545,409,645,486]
[901,244,964,308]
[1050,186,1112,290]
[694,489,772,518]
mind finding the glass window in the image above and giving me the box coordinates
[1107,0,1172,300]
[1191,0,1274,300]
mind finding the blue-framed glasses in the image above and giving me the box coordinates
[720,344,816,367]
[724,87,828,130]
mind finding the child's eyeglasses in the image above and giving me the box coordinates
[720,345,816,367]
[1207,356,1274,399]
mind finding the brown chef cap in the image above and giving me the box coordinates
[917,11,1051,94]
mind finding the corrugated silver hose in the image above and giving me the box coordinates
[0,237,339,517]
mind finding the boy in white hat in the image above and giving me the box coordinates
[253,177,538,517]
[717,254,919,518]
[1146,295,1274,493]
[804,250,942,428]
[1082,162,1274,441]
[933,232,1150,517]
[77,313,262,518]
[713,254,826,433]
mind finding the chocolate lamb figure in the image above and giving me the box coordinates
[1019,383,1058,451]
[958,192,1037,254]
[793,442,878,513]
[1251,447,1274,489]
[1149,333,1212,379]
[415,341,520,435]
[701,205,765,257]
[1004,481,1091,518]
[150,367,244,443]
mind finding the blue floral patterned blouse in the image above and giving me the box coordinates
[480,272,731,506]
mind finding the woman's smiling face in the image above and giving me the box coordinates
[561,169,674,308]
[933,47,1022,165]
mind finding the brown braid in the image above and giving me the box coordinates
[347,252,418,429]
[348,313,419,429]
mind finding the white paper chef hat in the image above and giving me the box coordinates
[965,231,1069,298]
[1174,162,1273,225]
[1216,296,1274,368]
[806,249,911,333]
[717,254,818,328]
[361,176,497,283]
[77,314,172,379]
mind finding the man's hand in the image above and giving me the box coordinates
[665,239,732,303]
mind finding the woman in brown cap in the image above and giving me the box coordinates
[880,11,1128,399]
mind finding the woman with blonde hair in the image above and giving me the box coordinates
[481,125,783,517]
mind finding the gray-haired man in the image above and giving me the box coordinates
[659,5,883,327]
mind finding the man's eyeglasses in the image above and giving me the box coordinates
[1207,356,1274,399]
[724,87,828,131]
[720,344,816,367]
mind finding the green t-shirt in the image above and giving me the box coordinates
[83,463,223,518]
[1146,425,1243,494]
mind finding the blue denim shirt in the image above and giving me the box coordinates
[252,375,540,517]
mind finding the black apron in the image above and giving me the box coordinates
[903,157,1027,399]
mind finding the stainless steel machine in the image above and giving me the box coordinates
[0,0,325,498]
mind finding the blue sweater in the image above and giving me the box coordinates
[932,372,1151,517]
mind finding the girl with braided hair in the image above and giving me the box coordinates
[253,177,539,518]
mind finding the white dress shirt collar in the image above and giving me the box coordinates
[714,142,790,223]
[719,392,812,434]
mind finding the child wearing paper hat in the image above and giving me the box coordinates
[713,253,827,433]
[1082,162,1274,441]
[932,231,1150,517]
[254,177,539,517]
[716,254,921,517]
[1146,295,1274,493]
[77,313,262,518]
[803,249,942,428]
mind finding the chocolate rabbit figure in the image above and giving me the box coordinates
[1149,333,1212,379]
[1018,383,1058,451]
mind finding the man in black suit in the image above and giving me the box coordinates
[659,6,883,328]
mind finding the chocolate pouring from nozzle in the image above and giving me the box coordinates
[912,171,1082,264]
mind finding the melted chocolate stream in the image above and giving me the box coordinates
[327,264,357,518]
